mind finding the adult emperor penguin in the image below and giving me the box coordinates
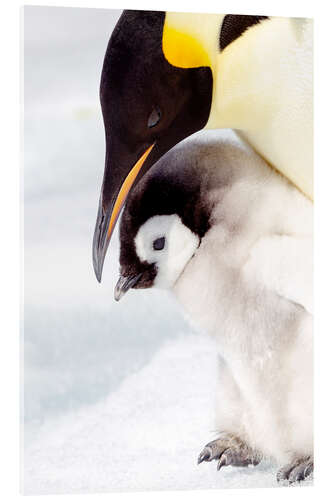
[93,10,313,281]
[114,133,313,484]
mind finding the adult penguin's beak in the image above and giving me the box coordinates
[92,143,155,282]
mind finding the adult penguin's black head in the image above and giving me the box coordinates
[93,10,213,281]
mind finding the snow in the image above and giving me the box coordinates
[23,6,312,494]
[24,334,306,495]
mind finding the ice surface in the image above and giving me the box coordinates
[24,334,312,494]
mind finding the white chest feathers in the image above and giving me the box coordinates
[134,214,200,289]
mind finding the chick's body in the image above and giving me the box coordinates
[117,134,313,479]
[172,142,313,464]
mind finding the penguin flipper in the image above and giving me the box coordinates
[243,234,313,315]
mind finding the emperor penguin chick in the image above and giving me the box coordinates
[115,135,313,484]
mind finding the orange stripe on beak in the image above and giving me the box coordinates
[107,143,155,238]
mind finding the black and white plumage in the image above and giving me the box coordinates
[115,134,313,483]
[92,11,312,282]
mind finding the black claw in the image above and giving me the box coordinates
[277,459,313,484]
[217,455,227,471]
[289,464,308,484]
[289,472,303,483]
[198,436,261,472]
[197,448,212,464]
[277,464,293,482]
[304,463,313,478]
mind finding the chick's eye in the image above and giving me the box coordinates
[153,237,165,251]
[148,107,161,128]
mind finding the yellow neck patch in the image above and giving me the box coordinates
[162,24,211,69]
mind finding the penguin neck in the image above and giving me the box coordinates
[206,17,296,130]
[163,12,223,70]
[164,15,293,132]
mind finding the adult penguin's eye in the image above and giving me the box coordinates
[148,107,161,128]
[153,236,165,251]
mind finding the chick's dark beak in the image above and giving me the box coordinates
[92,144,155,282]
[114,274,142,301]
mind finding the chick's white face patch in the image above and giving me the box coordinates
[134,214,200,289]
